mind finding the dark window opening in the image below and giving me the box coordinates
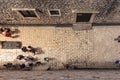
[76,13,92,22]
[49,10,61,16]
[19,10,37,17]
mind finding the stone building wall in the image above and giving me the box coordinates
[0,0,119,24]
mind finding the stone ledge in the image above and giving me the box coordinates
[72,24,92,30]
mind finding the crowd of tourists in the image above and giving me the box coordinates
[3,55,41,70]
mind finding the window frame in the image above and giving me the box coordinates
[76,13,92,23]
[48,9,61,16]
[72,10,99,24]
[12,8,40,19]
[75,13,96,24]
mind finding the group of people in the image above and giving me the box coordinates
[3,55,41,70]
[3,45,48,70]
[21,46,39,55]
[0,27,15,37]
[16,55,38,70]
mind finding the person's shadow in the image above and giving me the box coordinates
[114,36,120,42]
[36,47,45,54]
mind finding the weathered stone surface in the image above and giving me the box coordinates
[0,26,120,69]
[0,26,93,69]
[0,0,119,24]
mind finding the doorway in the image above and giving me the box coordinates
[76,13,92,22]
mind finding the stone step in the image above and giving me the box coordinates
[72,24,92,30]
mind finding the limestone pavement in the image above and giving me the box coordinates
[0,26,119,69]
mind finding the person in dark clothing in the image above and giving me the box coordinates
[3,63,13,69]
[19,64,25,69]
[0,27,4,33]
[6,28,11,32]
[21,46,28,52]
[2,28,12,37]
[28,46,37,55]
[114,36,120,42]
[17,55,25,60]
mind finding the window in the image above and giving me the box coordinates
[48,9,61,16]
[76,13,92,22]
[12,8,39,19]
[18,10,37,17]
